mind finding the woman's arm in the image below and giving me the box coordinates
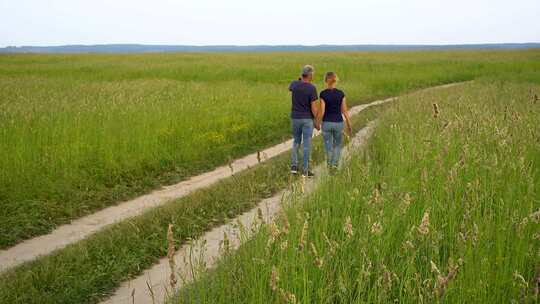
[341,97,353,135]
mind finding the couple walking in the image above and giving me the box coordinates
[289,65,352,177]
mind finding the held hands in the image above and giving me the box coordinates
[314,121,321,131]
[346,125,353,136]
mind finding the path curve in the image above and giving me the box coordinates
[0,81,469,274]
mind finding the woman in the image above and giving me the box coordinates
[318,72,352,170]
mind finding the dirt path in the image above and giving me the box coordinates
[0,81,468,274]
[101,122,376,304]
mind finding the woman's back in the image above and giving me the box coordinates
[320,88,345,122]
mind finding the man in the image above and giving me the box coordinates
[289,65,319,177]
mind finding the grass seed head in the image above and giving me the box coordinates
[533,267,540,297]
[436,258,463,298]
[310,242,324,268]
[433,103,440,118]
[401,193,412,213]
[418,211,430,235]
[529,209,540,223]
[403,240,415,250]
[344,216,354,238]
[298,219,309,251]
[270,220,281,241]
[371,221,383,235]
[282,216,290,235]
[270,265,279,292]
[279,289,297,304]
[369,188,381,205]
[167,224,177,288]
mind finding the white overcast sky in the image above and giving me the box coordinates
[0,0,539,47]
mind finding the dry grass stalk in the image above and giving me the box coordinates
[401,193,412,213]
[146,281,156,304]
[323,232,338,255]
[310,242,324,268]
[257,208,264,223]
[344,216,354,238]
[421,168,428,194]
[221,231,230,253]
[167,224,177,288]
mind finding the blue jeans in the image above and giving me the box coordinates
[322,121,344,166]
[291,118,314,170]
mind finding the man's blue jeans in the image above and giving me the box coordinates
[322,121,344,166]
[291,118,314,171]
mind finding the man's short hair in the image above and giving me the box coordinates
[301,65,314,78]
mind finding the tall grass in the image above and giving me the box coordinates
[176,81,540,303]
[1,50,539,247]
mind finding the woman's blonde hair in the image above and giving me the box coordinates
[325,71,338,84]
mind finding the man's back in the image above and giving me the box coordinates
[289,80,317,119]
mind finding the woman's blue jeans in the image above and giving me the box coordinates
[322,121,344,166]
[291,118,314,170]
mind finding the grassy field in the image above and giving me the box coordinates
[1,50,539,248]
[176,80,540,303]
[0,104,383,304]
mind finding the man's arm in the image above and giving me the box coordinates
[311,88,320,130]
[311,100,319,120]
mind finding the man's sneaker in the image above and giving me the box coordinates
[302,170,315,178]
[290,165,299,174]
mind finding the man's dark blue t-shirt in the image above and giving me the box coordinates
[289,80,318,119]
[320,88,345,122]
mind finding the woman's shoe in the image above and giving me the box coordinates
[302,170,315,178]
